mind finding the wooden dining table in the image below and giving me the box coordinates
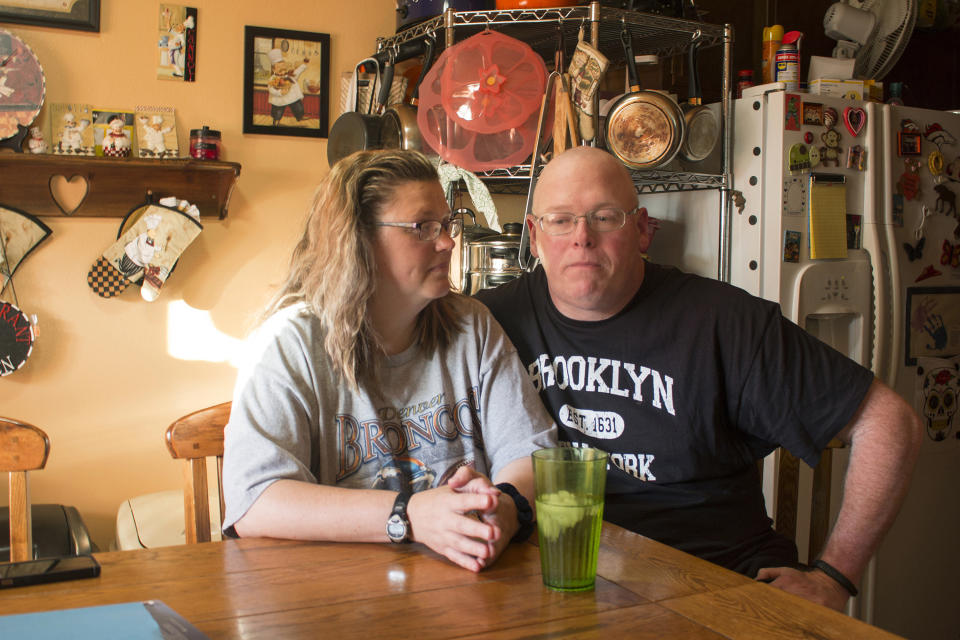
[0,522,901,639]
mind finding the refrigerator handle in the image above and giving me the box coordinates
[861,102,899,388]
[881,104,903,388]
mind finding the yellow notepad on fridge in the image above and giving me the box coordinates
[808,176,848,259]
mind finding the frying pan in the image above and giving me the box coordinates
[326,54,395,167]
[679,40,720,165]
[604,28,685,170]
[381,35,436,153]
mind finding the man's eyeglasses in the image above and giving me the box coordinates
[532,207,638,236]
[374,216,464,241]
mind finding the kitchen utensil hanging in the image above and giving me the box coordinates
[381,34,436,153]
[604,26,685,170]
[679,37,720,165]
[327,52,396,167]
[416,29,549,172]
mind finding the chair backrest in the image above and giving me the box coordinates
[0,418,50,562]
[164,402,230,544]
[772,439,844,563]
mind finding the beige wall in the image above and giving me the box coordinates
[2,0,396,550]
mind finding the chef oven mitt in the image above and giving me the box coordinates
[567,36,609,143]
[87,203,202,301]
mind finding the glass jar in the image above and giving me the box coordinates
[189,126,221,160]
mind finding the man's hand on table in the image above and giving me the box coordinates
[756,566,850,611]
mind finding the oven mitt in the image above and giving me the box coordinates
[567,37,609,143]
[87,203,202,301]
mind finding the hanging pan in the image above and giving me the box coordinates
[381,34,435,153]
[604,27,685,170]
[326,53,395,167]
[678,39,720,165]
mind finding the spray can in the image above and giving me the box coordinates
[774,31,803,92]
[761,25,783,84]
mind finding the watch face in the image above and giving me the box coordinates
[0,30,46,140]
[386,514,408,542]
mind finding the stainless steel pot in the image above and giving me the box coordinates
[463,221,523,294]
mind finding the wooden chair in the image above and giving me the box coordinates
[1,418,50,562]
[771,439,845,563]
[164,402,230,544]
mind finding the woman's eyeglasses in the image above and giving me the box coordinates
[375,216,464,241]
[532,207,638,236]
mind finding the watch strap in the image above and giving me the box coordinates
[812,559,858,597]
[496,482,534,544]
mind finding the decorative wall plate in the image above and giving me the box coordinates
[0,300,34,376]
[0,30,45,141]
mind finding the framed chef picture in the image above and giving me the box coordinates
[243,26,330,138]
[0,0,100,32]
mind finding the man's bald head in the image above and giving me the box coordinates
[533,147,637,213]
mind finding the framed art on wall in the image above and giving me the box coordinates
[0,0,100,32]
[243,26,330,138]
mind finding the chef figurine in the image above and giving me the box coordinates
[137,114,175,158]
[26,126,47,154]
[102,114,131,157]
[57,112,90,154]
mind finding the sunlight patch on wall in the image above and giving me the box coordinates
[167,301,242,366]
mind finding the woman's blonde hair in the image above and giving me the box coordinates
[263,149,461,390]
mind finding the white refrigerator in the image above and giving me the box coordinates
[644,86,960,639]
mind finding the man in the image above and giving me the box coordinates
[475,146,921,610]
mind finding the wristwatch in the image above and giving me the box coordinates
[496,482,534,543]
[386,491,412,543]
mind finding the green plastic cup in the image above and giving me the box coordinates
[532,447,608,591]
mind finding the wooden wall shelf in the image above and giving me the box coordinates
[0,154,241,219]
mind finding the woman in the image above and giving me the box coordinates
[223,149,555,572]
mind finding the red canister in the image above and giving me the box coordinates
[736,69,754,98]
[189,126,221,160]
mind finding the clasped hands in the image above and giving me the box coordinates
[406,466,519,573]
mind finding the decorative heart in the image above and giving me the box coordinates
[48,174,89,216]
[844,107,866,138]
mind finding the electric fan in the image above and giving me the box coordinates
[823,0,918,79]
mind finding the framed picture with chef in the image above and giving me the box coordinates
[243,26,330,138]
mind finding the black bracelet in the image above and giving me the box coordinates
[813,559,858,597]
[495,482,534,543]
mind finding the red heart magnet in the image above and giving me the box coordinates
[844,107,866,138]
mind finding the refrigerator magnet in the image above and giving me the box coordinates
[787,143,810,172]
[819,129,843,167]
[809,144,821,168]
[843,107,866,137]
[822,107,838,130]
[897,159,922,200]
[913,358,960,442]
[924,123,956,148]
[785,94,801,131]
[783,175,806,214]
[928,149,944,178]
[846,144,866,171]
[892,194,904,226]
[903,237,925,262]
[933,183,956,219]
[898,130,921,156]
[802,102,823,126]
[783,230,801,263]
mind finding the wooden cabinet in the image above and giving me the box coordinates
[0,154,241,219]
